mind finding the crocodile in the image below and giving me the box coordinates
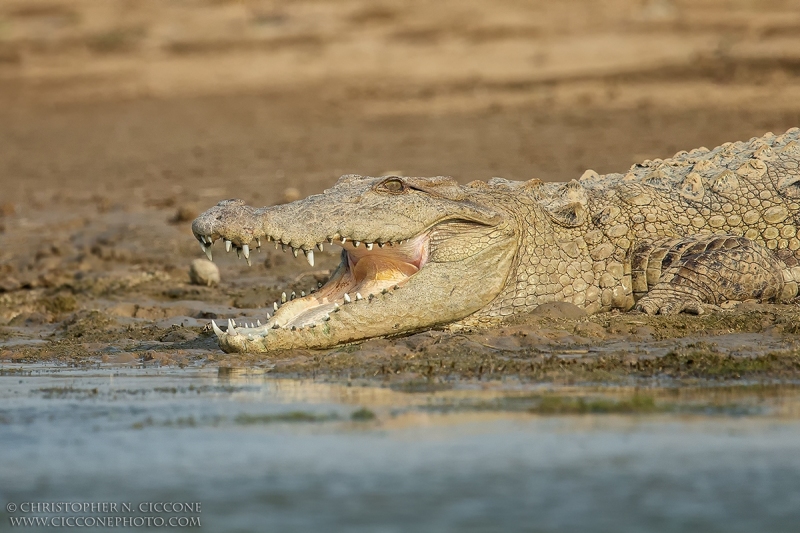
[192,128,800,353]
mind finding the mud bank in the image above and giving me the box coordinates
[4,283,800,385]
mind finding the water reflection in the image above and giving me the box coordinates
[3,369,800,532]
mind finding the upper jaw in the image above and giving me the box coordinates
[192,195,501,266]
[191,199,432,267]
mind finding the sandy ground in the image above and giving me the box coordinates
[2,0,800,382]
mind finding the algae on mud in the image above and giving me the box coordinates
[4,298,800,385]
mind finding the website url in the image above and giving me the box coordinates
[10,516,201,527]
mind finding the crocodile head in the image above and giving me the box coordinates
[192,174,517,352]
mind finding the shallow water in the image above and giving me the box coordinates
[2,368,800,533]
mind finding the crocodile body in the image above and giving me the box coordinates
[192,128,800,353]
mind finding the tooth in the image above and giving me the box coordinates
[243,244,250,258]
[281,244,287,252]
[323,314,330,321]
[356,293,363,300]
[291,291,296,300]
[231,319,237,326]
[248,334,255,341]
[266,313,271,319]
[292,248,299,258]
[200,243,213,261]
[273,302,279,311]
[305,249,315,267]
[211,320,224,338]
[317,243,324,252]
[227,319,238,336]
[300,291,306,297]
[354,241,360,247]
[249,322,255,328]
[275,243,279,250]
[366,243,373,250]
[344,293,351,303]
[256,238,261,248]
[257,319,262,326]
[333,303,340,310]
[281,292,287,303]
[341,237,347,244]
[328,238,334,245]
[318,282,323,288]
[225,240,232,252]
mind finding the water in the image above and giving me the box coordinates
[1,367,800,532]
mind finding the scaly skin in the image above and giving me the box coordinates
[192,128,800,353]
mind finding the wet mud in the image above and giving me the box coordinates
[3,267,800,385]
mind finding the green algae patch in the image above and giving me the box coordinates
[424,392,664,416]
[128,411,337,429]
[36,386,99,399]
[350,407,376,421]
[532,394,658,415]
[234,411,338,425]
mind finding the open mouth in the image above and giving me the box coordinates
[269,234,429,328]
[194,230,430,335]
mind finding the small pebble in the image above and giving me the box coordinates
[189,259,220,287]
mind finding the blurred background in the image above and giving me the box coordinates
[2,0,800,209]
[1,0,800,315]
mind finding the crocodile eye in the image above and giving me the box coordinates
[378,177,406,193]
